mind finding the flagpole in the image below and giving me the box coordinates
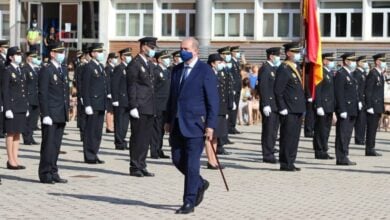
[300,0,306,90]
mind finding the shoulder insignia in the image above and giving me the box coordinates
[160,72,163,78]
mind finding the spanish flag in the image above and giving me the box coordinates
[303,0,322,99]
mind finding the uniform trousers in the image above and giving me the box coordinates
[335,115,356,162]
[313,113,333,157]
[150,111,166,157]
[279,113,302,169]
[228,92,240,131]
[77,98,86,141]
[261,111,279,160]
[113,106,130,149]
[83,111,104,161]
[22,104,39,143]
[365,113,381,153]
[354,110,367,144]
[304,102,315,137]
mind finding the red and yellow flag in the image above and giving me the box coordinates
[303,0,322,99]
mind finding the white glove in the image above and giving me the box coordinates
[340,112,348,119]
[316,107,325,116]
[367,108,374,114]
[232,102,237,110]
[130,108,140,118]
[5,110,14,119]
[0,106,3,112]
[107,94,112,99]
[307,98,313,103]
[226,114,229,119]
[112,101,119,107]
[279,109,288,115]
[263,106,272,117]
[358,102,363,111]
[85,106,93,115]
[42,116,53,125]
[80,98,84,105]
[26,110,30,117]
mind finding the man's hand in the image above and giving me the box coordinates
[316,107,325,116]
[112,101,119,107]
[42,116,53,126]
[5,110,14,119]
[358,102,363,111]
[232,102,237,110]
[205,128,214,141]
[263,106,271,117]
[164,123,171,134]
[85,106,93,115]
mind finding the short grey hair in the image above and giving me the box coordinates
[183,37,199,50]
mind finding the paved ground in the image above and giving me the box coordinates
[1,121,390,219]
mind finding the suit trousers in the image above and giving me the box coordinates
[365,113,381,153]
[354,110,367,143]
[150,111,165,157]
[313,113,333,156]
[261,111,279,160]
[83,111,104,161]
[113,106,130,149]
[129,114,154,171]
[38,122,65,181]
[228,92,240,131]
[335,115,356,162]
[22,104,39,143]
[304,102,315,136]
[170,120,205,206]
[279,113,302,169]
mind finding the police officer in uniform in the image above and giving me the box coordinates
[334,52,361,165]
[304,63,315,138]
[82,43,107,164]
[75,47,89,141]
[353,55,369,145]
[365,53,387,156]
[0,40,9,138]
[150,50,171,159]
[229,46,242,135]
[274,42,305,171]
[258,47,281,164]
[111,48,132,150]
[171,50,182,68]
[105,52,117,133]
[313,53,336,160]
[22,50,40,145]
[127,37,157,177]
[38,41,69,183]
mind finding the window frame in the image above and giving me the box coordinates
[370,7,390,38]
[0,9,9,40]
[261,8,301,40]
[160,8,196,39]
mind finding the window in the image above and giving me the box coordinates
[82,1,99,39]
[319,2,362,39]
[161,3,195,37]
[115,3,153,37]
[262,2,300,38]
[371,2,390,38]
[213,2,254,38]
[0,4,10,39]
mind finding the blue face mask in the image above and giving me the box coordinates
[349,61,357,70]
[224,54,232,63]
[273,56,281,66]
[96,52,104,62]
[56,53,65,64]
[162,58,170,67]
[14,55,22,65]
[125,56,132,64]
[147,49,155,58]
[380,61,387,69]
[226,63,232,69]
[327,61,335,70]
[293,53,301,62]
[236,53,241,59]
[180,50,193,62]
[216,63,224,71]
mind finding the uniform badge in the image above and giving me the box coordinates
[292,73,297,78]
[11,73,16,78]
[123,70,126,75]
[141,66,145,73]
[29,72,33,77]
[346,76,350,81]
[53,74,57,81]
[160,72,163,78]
[200,116,205,123]
[271,72,275,77]
[326,74,330,80]
[377,76,381,82]
[221,72,224,77]
[94,69,98,74]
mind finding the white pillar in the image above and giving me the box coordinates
[99,0,110,51]
[9,0,18,46]
[362,0,371,41]
[195,0,212,47]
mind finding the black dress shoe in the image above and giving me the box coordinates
[217,149,232,155]
[96,158,105,164]
[115,147,125,150]
[141,169,155,177]
[53,177,68,183]
[6,161,20,170]
[263,158,278,164]
[325,154,334,159]
[226,139,234,145]
[280,166,295,171]
[59,151,67,154]
[207,163,224,170]
[366,151,382,156]
[273,148,279,153]
[292,165,301,171]
[130,170,144,177]
[195,179,210,206]
[17,165,26,170]
[106,129,115,133]
[84,159,104,164]
[31,140,39,145]
[158,152,170,159]
[40,179,55,184]
[355,141,365,145]
[336,160,357,166]
[175,203,194,214]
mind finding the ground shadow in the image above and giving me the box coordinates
[1,174,40,183]
[58,164,128,176]
[306,166,390,175]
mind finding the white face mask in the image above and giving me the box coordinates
[111,58,118,65]
[32,23,37,28]
[162,58,170,67]
[125,56,132,64]
[14,55,22,65]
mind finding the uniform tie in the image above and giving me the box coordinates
[180,66,190,91]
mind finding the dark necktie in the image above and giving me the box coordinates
[179,66,190,91]
[16,67,21,75]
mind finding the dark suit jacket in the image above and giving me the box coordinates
[365,68,385,113]
[314,67,335,113]
[126,54,156,115]
[334,67,359,116]
[74,62,86,101]
[154,64,171,112]
[258,61,277,111]
[82,60,107,111]
[2,64,29,113]
[111,62,129,108]
[274,61,306,113]
[38,61,69,123]
[352,67,367,106]
[166,59,219,138]
[22,63,39,106]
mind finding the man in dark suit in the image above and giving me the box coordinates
[353,56,369,145]
[165,38,219,214]
[105,52,117,133]
[365,53,387,156]
[313,53,336,160]
[82,43,108,164]
[334,52,360,165]
[274,42,305,171]
[111,48,132,150]
[22,50,40,145]
[0,40,9,138]
[127,37,158,177]
[258,47,281,164]
[150,50,171,159]
[228,46,242,134]
[38,41,69,184]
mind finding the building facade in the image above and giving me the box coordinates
[0,0,389,62]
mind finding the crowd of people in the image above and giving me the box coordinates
[0,35,389,214]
